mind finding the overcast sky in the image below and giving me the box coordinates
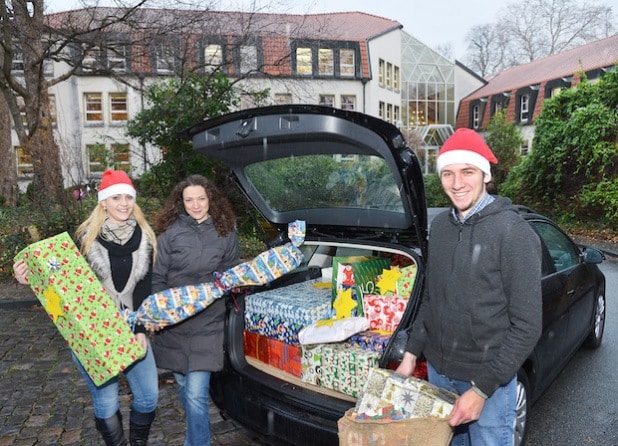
[45,0,511,60]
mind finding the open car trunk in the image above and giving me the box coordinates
[186,105,428,445]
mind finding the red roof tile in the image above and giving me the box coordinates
[465,33,618,100]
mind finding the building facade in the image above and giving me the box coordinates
[456,34,618,153]
[10,8,483,189]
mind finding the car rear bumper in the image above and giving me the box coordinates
[210,368,349,446]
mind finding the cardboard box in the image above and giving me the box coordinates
[14,232,145,385]
[338,408,453,446]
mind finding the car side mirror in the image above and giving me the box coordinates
[582,247,605,264]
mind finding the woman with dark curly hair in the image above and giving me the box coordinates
[151,174,240,446]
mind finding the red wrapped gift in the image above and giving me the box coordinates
[243,330,270,363]
[268,337,302,377]
[362,294,409,333]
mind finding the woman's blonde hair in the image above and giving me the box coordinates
[75,202,158,261]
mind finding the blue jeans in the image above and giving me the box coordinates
[174,371,212,446]
[428,362,516,446]
[72,337,158,419]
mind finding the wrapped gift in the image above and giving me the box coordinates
[395,264,417,297]
[354,368,456,420]
[267,337,302,377]
[362,294,408,333]
[14,232,145,386]
[332,256,391,317]
[245,279,332,327]
[347,330,392,353]
[243,330,270,363]
[298,317,369,345]
[125,220,307,330]
[301,344,323,385]
[318,343,380,397]
[244,330,302,377]
[244,312,305,344]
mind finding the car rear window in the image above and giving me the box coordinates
[244,154,405,213]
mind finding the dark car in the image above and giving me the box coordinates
[186,105,606,446]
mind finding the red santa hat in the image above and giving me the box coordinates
[97,170,136,202]
[436,128,498,179]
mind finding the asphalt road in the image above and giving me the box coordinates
[525,257,618,445]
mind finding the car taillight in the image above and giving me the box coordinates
[384,358,428,380]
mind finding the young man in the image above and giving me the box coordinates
[396,128,542,445]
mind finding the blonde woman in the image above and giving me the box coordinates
[14,170,158,446]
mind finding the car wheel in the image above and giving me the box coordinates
[584,292,605,349]
[514,370,530,446]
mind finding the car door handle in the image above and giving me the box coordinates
[567,289,575,297]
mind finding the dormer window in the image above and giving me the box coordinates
[520,94,530,123]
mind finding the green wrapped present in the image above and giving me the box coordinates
[14,232,146,386]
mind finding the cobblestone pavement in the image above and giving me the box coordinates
[0,283,269,446]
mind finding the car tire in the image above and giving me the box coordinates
[584,292,606,349]
[514,370,530,446]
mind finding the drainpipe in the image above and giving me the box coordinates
[137,73,147,173]
[361,78,368,114]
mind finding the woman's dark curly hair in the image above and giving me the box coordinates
[155,174,236,236]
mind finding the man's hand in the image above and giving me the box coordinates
[448,388,486,426]
[395,352,417,376]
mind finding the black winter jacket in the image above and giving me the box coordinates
[405,196,542,397]
[152,214,240,374]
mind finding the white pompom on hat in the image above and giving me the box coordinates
[97,170,136,202]
[437,128,498,179]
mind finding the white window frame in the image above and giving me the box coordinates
[16,146,34,176]
[109,93,128,122]
[240,45,257,74]
[296,47,312,76]
[378,59,385,86]
[472,105,480,129]
[204,44,223,72]
[12,50,24,73]
[386,62,393,89]
[108,44,128,73]
[318,48,334,76]
[156,44,175,74]
[340,49,355,78]
[319,94,335,107]
[274,93,292,105]
[341,95,356,111]
[393,66,400,91]
[87,143,107,173]
[85,93,103,123]
[520,94,530,123]
[111,143,131,172]
[82,46,102,72]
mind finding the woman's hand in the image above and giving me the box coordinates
[13,260,29,285]
[136,332,148,350]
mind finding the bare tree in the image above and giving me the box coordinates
[465,23,509,77]
[0,85,15,205]
[0,0,152,209]
[463,0,615,76]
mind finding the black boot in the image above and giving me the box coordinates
[129,408,156,446]
[95,410,127,446]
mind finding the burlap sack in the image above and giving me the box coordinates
[338,408,453,446]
